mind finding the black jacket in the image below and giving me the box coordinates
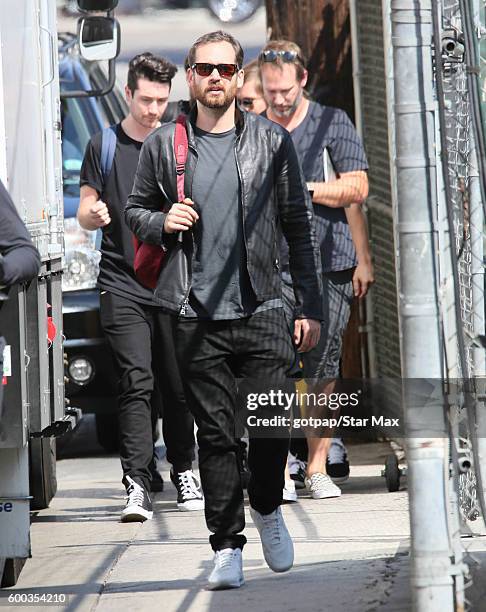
[125,108,323,320]
[0,180,40,288]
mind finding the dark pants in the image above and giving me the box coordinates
[100,291,195,491]
[175,308,294,551]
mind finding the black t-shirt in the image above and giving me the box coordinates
[80,123,155,304]
[183,126,280,320]
[185,126,255,319]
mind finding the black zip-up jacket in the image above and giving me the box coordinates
[0,180,40,288]
[125,107,323,320]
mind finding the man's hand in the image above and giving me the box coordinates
[164,197,199,234]
[88,200,111,228]
[293,318,321,353]
[352,259,374,298]
[78,186,109,231]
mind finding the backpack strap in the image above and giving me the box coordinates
[96,125,117,250]
[174,114,188,202]
[100,125,117,186]
[300,106,335,180]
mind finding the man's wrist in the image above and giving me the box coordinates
[356,254,372,265]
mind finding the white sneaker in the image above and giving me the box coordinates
[283,479,298,503]
[207,548,244,590]
[304,472,342,499]
[250,506,294,572]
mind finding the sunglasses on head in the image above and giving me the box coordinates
[259,49,304,64]
[191,63,239,79]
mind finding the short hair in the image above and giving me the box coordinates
[241,59,263,96]
[127,52,177,94]
[258,39,307,80]
[187,30,244,69]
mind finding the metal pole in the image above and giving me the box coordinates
[468,2,486,533]
[391,1,454,609]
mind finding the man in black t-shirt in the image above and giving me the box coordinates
[260,40,374,501]
[79,53,204,522]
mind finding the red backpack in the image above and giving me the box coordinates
[132,114,188,289]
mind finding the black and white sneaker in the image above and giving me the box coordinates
[326,437,350,484]
[121,475,153,522]
[287,452,307,490]
[170,469,205,512]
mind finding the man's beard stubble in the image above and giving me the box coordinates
[195,82,236,112]
[269,88,304,119]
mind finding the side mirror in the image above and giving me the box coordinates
[207,0,261,23]
[77,16,120,62]
[76,0,118,11]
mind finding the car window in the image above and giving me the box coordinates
[60,59,127,200]
[61,96,100,199]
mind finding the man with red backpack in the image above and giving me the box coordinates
[126,32,322,589]
[78,52,204,522]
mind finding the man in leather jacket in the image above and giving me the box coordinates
[126,30,323,589]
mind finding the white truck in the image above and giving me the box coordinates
[0,0,119,587]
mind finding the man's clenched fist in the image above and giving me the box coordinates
[164,198,199,234]
[89,200,111,227]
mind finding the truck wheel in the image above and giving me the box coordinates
[1,557,27,588]
[384,454,401,492]
[29,437,57,510]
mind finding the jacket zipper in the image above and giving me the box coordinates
[180,295,189,315]
[234,142,249,258]
[179,142,197,316]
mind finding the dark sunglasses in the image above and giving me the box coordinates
[259,49,305,64]
[238,97,263,110]
[191,63,239,79]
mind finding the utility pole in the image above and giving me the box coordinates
[391,2,454,608]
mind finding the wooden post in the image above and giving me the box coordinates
[265,0,363,378]
[264,0,354,118]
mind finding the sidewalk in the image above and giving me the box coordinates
[4,442,411,611]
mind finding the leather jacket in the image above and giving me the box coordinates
[125,107,323,320]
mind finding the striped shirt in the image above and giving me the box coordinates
[275,102,368,273]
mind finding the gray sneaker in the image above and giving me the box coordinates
[207,548,244,590]
[304,472,342,499]
[250,506,294,572]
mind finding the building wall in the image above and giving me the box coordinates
[354,0,402,378]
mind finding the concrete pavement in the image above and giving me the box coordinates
[2,442,413,611]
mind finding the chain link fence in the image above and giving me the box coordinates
[437,0,485,528]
